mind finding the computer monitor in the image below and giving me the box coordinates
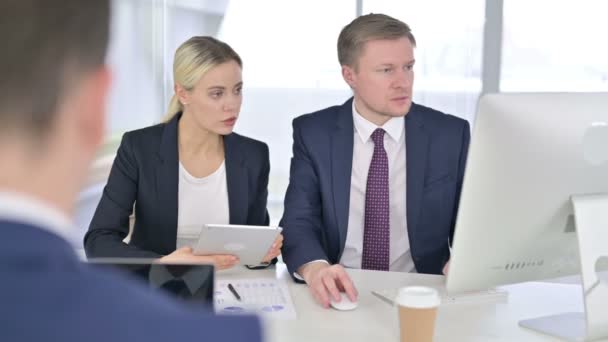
[446,93,608,340]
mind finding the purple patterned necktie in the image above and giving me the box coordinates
[362,128,390,271]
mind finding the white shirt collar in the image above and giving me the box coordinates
[352,100,405,144]
[0,191,74,242]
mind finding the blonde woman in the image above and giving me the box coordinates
[85,36,282,269]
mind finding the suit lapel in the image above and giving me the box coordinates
[406,104,429,236]
[224,134,248,224]
[331,99,355,255]
[156,113,180,252]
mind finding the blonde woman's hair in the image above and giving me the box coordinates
[338,13,416,69]
[163,36,242,122]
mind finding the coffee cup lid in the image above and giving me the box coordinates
[395,286,440,308]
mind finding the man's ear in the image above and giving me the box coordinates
[341,65,356,89]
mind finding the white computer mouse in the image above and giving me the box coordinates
[329,292,358,311]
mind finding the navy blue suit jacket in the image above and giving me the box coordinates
[0,220,261,341]
[84,113,270,258]
[280,99,470,276]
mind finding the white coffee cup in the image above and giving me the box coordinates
[395,286,441,342]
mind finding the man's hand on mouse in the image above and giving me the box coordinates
[299,262,358,308]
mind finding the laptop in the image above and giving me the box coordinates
[88,258,215,309]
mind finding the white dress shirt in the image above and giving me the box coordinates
[0,191,74,242]
[339,102,415,272]
[176,161,230,248]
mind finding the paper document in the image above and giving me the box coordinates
[372,287,508,306]
[215,278,297,320]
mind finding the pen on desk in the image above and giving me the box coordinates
[228,283,242,301]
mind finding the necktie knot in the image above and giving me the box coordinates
[371,128,385,147]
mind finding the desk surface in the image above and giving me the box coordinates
[216,264,603,342]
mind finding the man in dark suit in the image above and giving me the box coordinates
[0,1,261,341]
[280,13,470,308]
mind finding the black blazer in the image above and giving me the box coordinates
[84,113,270,258]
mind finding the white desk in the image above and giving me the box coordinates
[217,264,605,342]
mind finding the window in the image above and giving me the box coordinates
[216,0,356,222]
[363,0,485,123]
[106,0,164,135]
[501,0,608,92]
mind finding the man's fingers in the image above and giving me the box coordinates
[321,274,341,302]
[312,290,327,309]
[312,280,330,308]
[336,282,345,292]
[335,268,358,301]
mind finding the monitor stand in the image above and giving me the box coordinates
[519,194,608,341]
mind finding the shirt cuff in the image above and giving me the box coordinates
[293,259,330,281]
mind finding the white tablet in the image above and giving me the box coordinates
[193,224,282,265]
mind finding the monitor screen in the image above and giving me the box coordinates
[88,258,215,309]
[447,92,608,294]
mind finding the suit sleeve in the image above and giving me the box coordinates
[84,132,161,259]
[280,119,329,278]
[449,119,471,245]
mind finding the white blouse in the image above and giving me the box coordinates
[176,161,230,249]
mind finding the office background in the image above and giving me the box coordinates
[72,0,608,251]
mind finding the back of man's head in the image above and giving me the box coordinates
[0,0,110,140]
[0,0,111,213]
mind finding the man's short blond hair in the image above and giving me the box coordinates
[338,13,416,68]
